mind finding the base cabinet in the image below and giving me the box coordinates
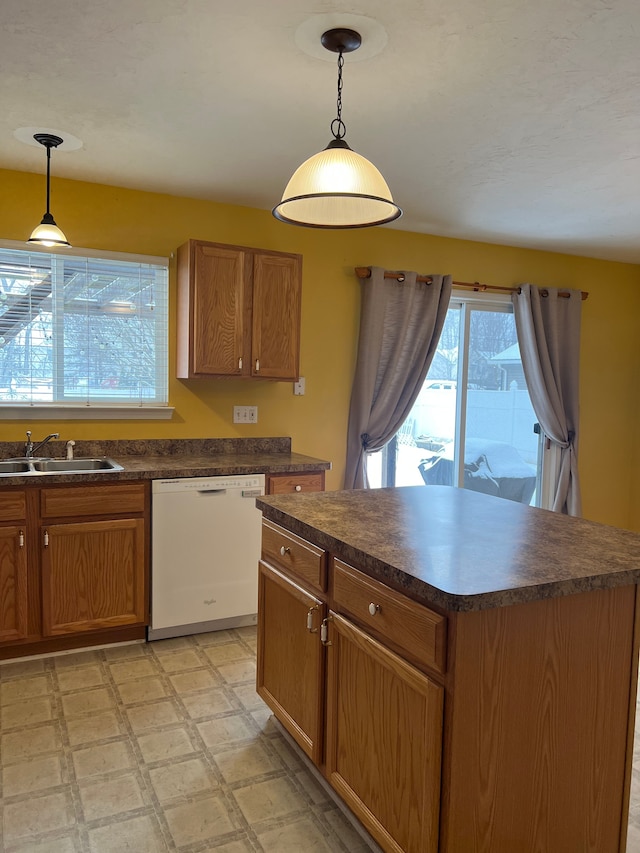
[257,520,444,853]
[0,482,149,659]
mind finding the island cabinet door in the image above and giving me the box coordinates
[257,560,325,764]
[41,519,146,636]
[325,612,443,853]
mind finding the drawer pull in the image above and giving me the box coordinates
[369,602,381,616]
[280,545,291,556]
[321,616,332,645]
[295,484,302,492]
[18,530,24,548]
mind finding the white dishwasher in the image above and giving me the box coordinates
[149,474,265,640]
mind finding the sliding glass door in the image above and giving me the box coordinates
[367,294,551,507]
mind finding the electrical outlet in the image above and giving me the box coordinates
[233,405,258,423]
[293,377,306,395]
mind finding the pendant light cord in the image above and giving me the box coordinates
[330,49,347,140]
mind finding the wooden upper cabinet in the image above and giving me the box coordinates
[177,239,302,380]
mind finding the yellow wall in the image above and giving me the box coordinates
[2,168,640,529]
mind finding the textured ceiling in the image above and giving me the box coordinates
[1,0,639,263]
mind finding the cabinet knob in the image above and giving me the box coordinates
[295,484,302,492]
[280,545,290,556]
[369,602,381,616]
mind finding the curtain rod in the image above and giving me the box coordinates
[354,267,589,301]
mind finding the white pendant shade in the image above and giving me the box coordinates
[273,144,402,229]
[28,218,70,248]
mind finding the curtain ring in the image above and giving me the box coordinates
[397,274,405,283]
[541,289,549,298]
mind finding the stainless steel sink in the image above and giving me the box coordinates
[33,458,123,473]
[0,457,123,476]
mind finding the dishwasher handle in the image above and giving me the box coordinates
[196,488,227,495]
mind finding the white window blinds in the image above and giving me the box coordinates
[0,245,169,408]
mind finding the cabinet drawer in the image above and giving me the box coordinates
[41,483,147,519]
[332,558,446,674]
[262,519,326,592]
[267,472,325,495]
[0,491,26,521]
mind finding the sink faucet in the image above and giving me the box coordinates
[24,430,59,458]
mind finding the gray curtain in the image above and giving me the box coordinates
[344,267,452,489]
[512,283,582,516]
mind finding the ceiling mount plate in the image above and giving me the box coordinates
[33,133,64,149]
[321,28,362,54]
[295,14,387,63]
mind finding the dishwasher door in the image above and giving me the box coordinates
[149,474,265,640]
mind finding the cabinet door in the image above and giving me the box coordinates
[180,242,247,377]
[41,518,146,636]
[0,525,28,643]
[257,560,325,763]
[326,612,443,853]
[251,253,301,380]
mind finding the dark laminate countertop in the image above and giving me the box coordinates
[256,485,640,612]
[0,437,330,486]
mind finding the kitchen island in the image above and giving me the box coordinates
[255,485,640,853]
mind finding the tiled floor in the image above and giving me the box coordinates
[1,630,640,853]
[0,628,373,853]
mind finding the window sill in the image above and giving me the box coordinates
[0,405,175,421]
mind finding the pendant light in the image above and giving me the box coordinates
[273,28,401,229]
[27,133,71,248]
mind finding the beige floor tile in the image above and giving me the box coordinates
[71,739,133,779]
[78,772,146,821]
[200,841,255,853]
[54,650,103,669]
[181,689,237,719]
[102,642,147,660]
[56,665,104,692]
[251,708,278,734]
[626,822,640,852]
[148,636,194,654]
[60,687,116,718]
[204,643,253,666]
[323,808,375,852]
[0,658,46,679]
[233,683,267,711]
[6,835,80,853]
[213,741,282,783]
[154,649,205,672]
[169,668,219,693]
[1,696,54,729]
[65,710,124,746]
[232,776,308,824]
[257,817,338,852]
[0,674,50,705]
[164,793,235,846]
[215,660,256,685]
[3,790,76,844]
[149,756,216,803]
[2,754,65,796]
[270,736,305,771]
[296,768,332,804]
[1,722,62,763]
[126,699,181,733]
[197,714,256,749]
[194,629,237,646]
[108,658,157,683]
[137,726,196,763]
[116,676,169,705]
[88,814,169,853]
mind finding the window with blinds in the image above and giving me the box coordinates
[0,245,168,408]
